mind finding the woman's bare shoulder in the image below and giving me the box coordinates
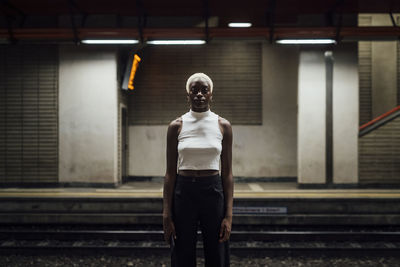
[169,117,182,127]
[167,117,182,135]
[218,116,232,136]
[218,116,231,128]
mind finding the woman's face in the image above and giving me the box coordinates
[187,77,212,112]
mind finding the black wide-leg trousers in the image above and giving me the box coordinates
[172,174,230,267]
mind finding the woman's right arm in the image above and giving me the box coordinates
[163,119,181,243]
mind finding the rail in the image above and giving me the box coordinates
[359,105,400,137]
[1,227,400,256]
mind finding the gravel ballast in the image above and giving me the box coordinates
[0,254,399,267]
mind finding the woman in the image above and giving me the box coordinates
[163,73,233,267]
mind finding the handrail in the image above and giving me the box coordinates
[359,105,400,137]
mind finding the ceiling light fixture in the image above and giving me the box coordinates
[81,39,139,44]
[147,40,206,45]
[276,39,337,44]
[228,22,252,28]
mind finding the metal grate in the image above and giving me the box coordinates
[396,16,400,106]
[0,45,58,183]
[358,41,372,126]
[397,16,400,106]
[358,15,372,126]
[128,42,262,125]
[359,116,400,184]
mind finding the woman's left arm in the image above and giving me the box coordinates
[219,118,233,243]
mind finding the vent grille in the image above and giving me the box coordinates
[128,42,262,125]
[0,45,58,183]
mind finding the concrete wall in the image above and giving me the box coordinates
[359,14,399,118]
[371,19,397,117]
[59,46,119,184]
[128,43,299,178]
[371,39,397,117]
[56,42,357,182]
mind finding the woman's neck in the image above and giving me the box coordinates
[191,106,210,113]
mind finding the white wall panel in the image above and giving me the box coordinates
[59,46,118,184]
[297,49,326,184]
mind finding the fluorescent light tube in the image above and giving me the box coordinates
[276,39,336,44]
[147,40,206,45]
[228,22,252,28]
[82,39,139,44]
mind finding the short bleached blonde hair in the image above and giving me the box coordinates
[185,73,213,94]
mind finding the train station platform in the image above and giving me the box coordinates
[0,180,400,198]
[1,181,400,226]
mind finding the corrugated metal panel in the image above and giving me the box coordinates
[117,88,129,183]
[117,49,129,182]
[117,101,121,183]
[398,40,400,106]
[398,16,400,106]
[0,45,58,183]
[128,42,262,125]
[117,50,129,182]
[358,15,372,125]
[358,41,372,126]
[359,117,400,183]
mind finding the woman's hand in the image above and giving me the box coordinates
[163,216,176,244]
[219,216,232,243]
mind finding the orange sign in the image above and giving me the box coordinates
[128,54,141,90]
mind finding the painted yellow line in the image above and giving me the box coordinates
[234,193,400,198]
[0,192,163,198]
[0,191,400,198]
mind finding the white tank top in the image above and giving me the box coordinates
[177,109,223,170]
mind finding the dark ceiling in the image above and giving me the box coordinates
[1,0,400,42]
[2,0,400,16]
[2,0,400,26]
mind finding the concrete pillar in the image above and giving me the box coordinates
[332,44,359,184]
[298,45,359,185]
[59,46,118,185]
[297,49,326,184]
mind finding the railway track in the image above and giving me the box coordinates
[1,227,400,256]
